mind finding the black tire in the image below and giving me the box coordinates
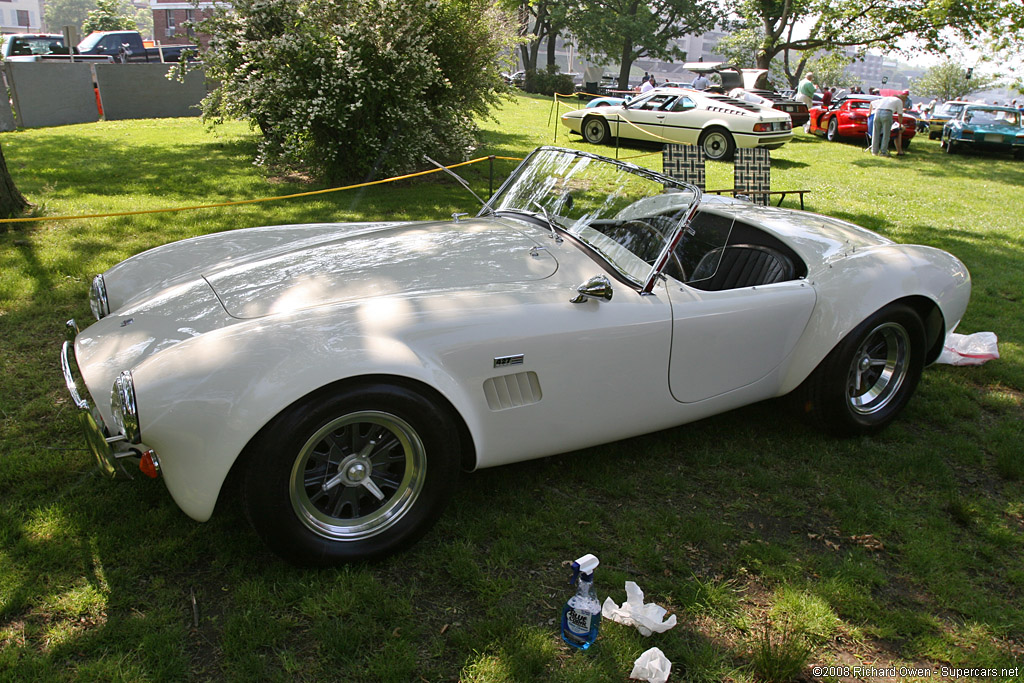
[794,303,925,436]
[582,116,611,145]
[826,117,839,142]
[929,131,939,140]
[698,127,736,161]
[242,383,461,566]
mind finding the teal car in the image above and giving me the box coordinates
[942,105,1024,158]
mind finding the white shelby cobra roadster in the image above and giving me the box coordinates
[62,147,970,565]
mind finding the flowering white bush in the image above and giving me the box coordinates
[195,0,517,181]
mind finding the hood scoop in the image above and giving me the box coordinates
[206,220,557,319]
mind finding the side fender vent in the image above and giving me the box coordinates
[483,371,542,411]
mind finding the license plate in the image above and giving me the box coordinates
[985,134,1003,143]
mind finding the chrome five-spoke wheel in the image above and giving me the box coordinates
[290,411,427,542]
[244,384,460,565]
[846,322,911,416]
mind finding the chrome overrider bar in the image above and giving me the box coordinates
[61,319,137,478]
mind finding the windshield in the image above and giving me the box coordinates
[485,147,703,291]
[964,108,1021,126]
[6,35,64,56]
[78,33,104,51]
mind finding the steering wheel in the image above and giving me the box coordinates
[620,219,687,281]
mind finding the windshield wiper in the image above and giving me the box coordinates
[530,200,563,243]
[423,156,494,216]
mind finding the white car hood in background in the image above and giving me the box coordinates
[202,219,557,318]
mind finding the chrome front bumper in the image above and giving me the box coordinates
[61,319,135,478]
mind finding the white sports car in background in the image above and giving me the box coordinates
[560,87,793,160]
[62,147,970,566]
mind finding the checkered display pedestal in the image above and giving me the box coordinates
[661,144,705,190]
[733,148,771,206]
[661,144,772,205]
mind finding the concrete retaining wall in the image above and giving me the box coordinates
[4,62,99,128]
[95,64,207,121]
[1,62,209,128]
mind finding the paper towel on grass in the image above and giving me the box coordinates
[629,646,672,682]
[602,581,677,636]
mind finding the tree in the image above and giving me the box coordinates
[0,145,29,222]
[729,0,995,87]
[43,0,95,34]
[82,0,138,35]
[192,0,518,183]
[564,0,721,89]
[503,0,561,75]
[911,63,1001,102]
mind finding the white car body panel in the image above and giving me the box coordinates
[64,149,970,532]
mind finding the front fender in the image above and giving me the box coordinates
[130,298,484,523]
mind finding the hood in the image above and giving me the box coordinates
[205,218,557,319]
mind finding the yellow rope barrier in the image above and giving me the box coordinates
[0,156,524,225]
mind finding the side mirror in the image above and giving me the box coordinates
[570,275,613,304]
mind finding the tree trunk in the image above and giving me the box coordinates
[618,40,634,91]
[0,143,28,222]
[546,28,557,69]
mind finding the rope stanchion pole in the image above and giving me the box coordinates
[488,155,495,198]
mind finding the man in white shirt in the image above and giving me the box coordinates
[870,92,907,156]
[691,73,709,90]
[640,75,655,93]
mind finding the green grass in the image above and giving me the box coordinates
[1,93,1023,681]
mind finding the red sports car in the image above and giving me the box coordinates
[806,96,917,147]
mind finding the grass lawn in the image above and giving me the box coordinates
[0,93,1022,681]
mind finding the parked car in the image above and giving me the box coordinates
[727,87,808,127]
[1,33,66,61]
[924,101,970,139]
[585,95,630,108]
[62,147,970,566]
[806,95,917,147]
[77,31,192,63]
[561,87,793,160]
[941,105,1024,158]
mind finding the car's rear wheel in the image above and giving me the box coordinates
[242,383,461,566]
[699,127,736,161]
[794,303,925,436]
[582,116,611,145]
[826,117,839,142]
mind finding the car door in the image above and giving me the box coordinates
[657,95,701,145]
[664,265,816,404]
[615,93,677,143]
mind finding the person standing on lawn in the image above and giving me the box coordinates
[870,91,908,156]
[795,72,815,107]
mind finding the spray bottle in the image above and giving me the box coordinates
[561,553,601,650]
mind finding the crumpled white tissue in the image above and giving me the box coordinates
[602,581,677,637]
[936,331,999,366]
[629,646,672,682]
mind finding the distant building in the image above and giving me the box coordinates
[149,0,221,47]
[0,1,43,34]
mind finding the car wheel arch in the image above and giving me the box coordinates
[227,373,479,492]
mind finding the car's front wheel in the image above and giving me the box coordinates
[242,383,461,566]
[699,127,736,161]
[582,116,611,145]
[794,303,925,436]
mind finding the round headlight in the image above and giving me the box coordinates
[110,371,141,444]
[89,274,109,321]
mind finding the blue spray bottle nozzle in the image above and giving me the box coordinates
[568,553,599,586]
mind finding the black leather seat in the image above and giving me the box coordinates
[688,244,795,291]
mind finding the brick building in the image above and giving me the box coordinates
[149,0,221,47]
